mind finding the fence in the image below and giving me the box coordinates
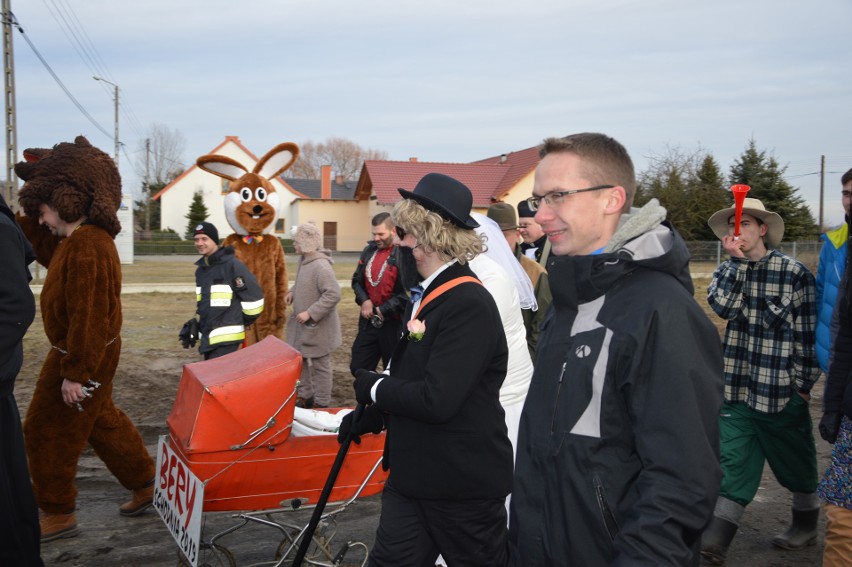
[134,238,296,255]
[686,241,821,273]
[132,238,823,271]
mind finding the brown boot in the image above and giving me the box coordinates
[120,479,154,517]
[40,511,79,543]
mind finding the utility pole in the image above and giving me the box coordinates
[93,76,119,168]
[819,155,825,231]
[2,0,17,208]
[144,137,150,231]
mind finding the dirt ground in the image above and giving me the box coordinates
[15,259,831,566]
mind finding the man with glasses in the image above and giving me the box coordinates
[816,167,852,374]
[509,133,724,566]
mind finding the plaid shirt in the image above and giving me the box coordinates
[707,250,820,413]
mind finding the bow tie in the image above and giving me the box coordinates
[410,285,424,303]
[243,234,264,244]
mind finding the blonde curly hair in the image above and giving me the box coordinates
[391,199,483,264]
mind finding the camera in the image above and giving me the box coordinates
[370,314,384,328]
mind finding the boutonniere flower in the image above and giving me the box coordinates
[407,319,426,341]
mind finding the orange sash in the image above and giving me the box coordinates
[413,276,481,320]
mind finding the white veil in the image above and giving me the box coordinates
[472,212,537,311]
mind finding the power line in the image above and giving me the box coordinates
[11,13,113,140]
[40,0,145,140]
[42,0,107,81]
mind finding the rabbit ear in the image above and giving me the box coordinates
[253,142,299,179]
[197,154,248,181]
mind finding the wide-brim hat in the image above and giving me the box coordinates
[487,202,519,230]
[398,173,479,229]
[708,197,785,249]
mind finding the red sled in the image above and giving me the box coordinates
[166,336,387,512]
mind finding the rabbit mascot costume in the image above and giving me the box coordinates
[196,142,298,345]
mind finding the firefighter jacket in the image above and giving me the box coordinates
[195,246,264,354]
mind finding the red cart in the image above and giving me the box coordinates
[165,336,387,566]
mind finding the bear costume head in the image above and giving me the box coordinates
[15,135,123,237]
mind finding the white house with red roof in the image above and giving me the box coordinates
[154,137,541,252]
[357,145,541,214]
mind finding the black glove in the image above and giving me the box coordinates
[179,318,200,348]
[819,411,842,444]
[353,369,383,406]
[337,405,384,444]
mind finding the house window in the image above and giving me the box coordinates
[275,219,285,233]
[220,178,230,194]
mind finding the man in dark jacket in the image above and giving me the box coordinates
[350,212,415,375]
[509,133,724,566]
[0,193,43,566]
[193,222,264,360]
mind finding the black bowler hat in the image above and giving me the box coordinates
[398,173,479,229]
[517,200,535,218]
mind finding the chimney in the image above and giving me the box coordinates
[409,157,418,163]
[321,165,331,200]
[335,174,345,185]
[500,154,507,164]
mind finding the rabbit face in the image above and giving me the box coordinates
[196,142,299,238]
[223,173,280,236]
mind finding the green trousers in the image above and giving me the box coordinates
[719,396,818,507]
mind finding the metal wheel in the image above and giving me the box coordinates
[177,542,236,567]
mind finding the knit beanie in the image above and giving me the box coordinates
[193,221,219,244]
[294,222,322,253]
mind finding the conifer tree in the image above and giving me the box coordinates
[688,155,729,240]
[729,140,818,241]
[184,191,210,239]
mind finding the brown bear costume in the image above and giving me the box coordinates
[15,136,155,541]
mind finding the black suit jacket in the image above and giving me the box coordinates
[374,262,513,500]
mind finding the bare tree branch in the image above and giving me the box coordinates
[285,137,388,180]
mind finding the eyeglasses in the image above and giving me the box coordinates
[526,185,615,211]
[395,226,406,240]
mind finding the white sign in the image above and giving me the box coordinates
[116,193,134,264]
[154,436,204,567]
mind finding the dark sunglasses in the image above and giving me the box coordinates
[395,226,406,240]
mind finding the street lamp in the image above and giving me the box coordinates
[93,76,119,167]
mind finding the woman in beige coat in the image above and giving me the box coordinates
[284,222,341,408]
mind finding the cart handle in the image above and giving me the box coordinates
[290,403,365,567]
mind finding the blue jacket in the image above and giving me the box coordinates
[816,224,848,372]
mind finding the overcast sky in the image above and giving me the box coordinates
[12,0,852,227]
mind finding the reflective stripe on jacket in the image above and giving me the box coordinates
[195,246,264,354]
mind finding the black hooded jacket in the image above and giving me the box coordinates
[509,201,724,566]
[0,195,35,384]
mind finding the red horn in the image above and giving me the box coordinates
[731,184,751,238]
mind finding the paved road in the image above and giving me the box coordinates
[29,281,353,295]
